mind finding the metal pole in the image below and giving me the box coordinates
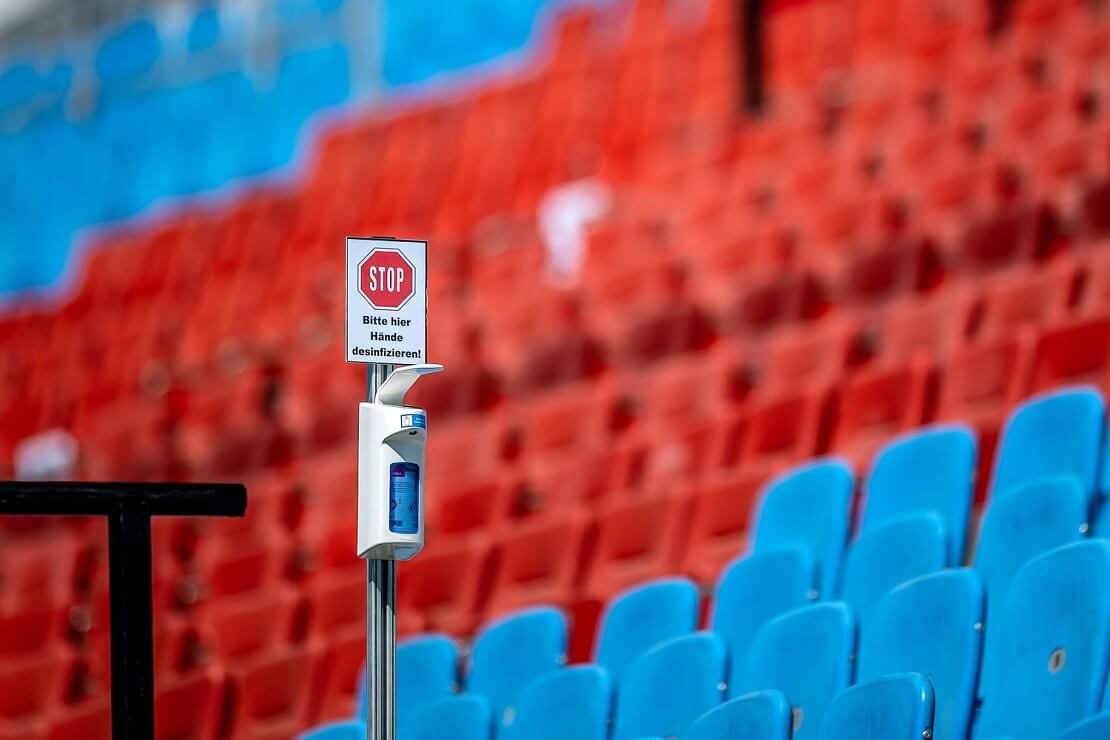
[367,364,397,740]
[107,505,154,740]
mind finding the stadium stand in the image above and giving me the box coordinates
[2,0,1110,737]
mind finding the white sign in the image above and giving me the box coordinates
[346,237,427,365]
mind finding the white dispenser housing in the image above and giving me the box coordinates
[357,364,444,560]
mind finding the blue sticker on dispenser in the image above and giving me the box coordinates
[389,462,420,535]
[401,414,427,430]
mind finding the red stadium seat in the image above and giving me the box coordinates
[1076,245,1110,313]
[224,643,325,740]
[314,627,364,723]
[729,269,828,338]
[397,537,490,635]
[977,261,1077,340]
[737,389,831,468]
[878,287,976,363]
[0,602,64,659]
[485,508,592,616]
[830,359,935,466]
[957,198,1059,275]
[680,469,770,584]
[47,700,110,740]
[1029,314,1110,392]
[0,647,73,737]
[154,665,226,740]
[198,586,303,662]
[937,335,1036,500]
[758,318,864,395]
[583,493,691,600]
[427,477,514,540]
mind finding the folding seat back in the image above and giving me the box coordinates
[228,643,323,738]
[584,495,692,599]
[503,666,612,740]
[860,570,984,740]
[1030,316,1110,393]
[864,424,977,564]
[830,361,934,462]
[990,386,1105,501]
[467,607,567,732]
[818,673,935,740]
[687,690,792,740]
[974,476,1087,697]
[486,510,590,615]
[400,695,492,740]
[710,546,816,697]
[394,635,459,729]
[752,459,855,598]
[975,541,1110,740]
[154,666,225,740]
[298,720,366,739]
[839,513,947,643]
[612,632,727,740]
[594,577,699,684]
[1058,714,1110,740]
[739,603,856,740]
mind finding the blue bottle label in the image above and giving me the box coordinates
[389,462,420,535]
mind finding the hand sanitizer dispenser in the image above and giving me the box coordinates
[357,364,444,560]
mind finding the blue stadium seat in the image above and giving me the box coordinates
[738,603,856,740]
[594,577,700,684]
[859,570,984,740]
[1058,714,1110,740]
[267,43,351,163]
[95,17,162,92]
[612,632,727,740]
[752,458,855,598]
[818,673,935,740]
[990,385,1105,501]
[186,7,222,54]
[710,546,816,697]
[974,475,1087,698]
[688,689,792,740]
[863,424,977,564]
[298,720,366,739]
[468,607,567,733]
[387,635,459,729]
[275,0,346,26]
[839,513,947,644]
[400,695,492,740]
[503,665,612,740]
[975,541,1110,740]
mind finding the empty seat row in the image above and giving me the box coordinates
[304,536,1110,740]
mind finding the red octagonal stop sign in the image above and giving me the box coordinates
[358,248,416,310]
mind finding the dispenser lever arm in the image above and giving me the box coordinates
[374,364,445,406]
